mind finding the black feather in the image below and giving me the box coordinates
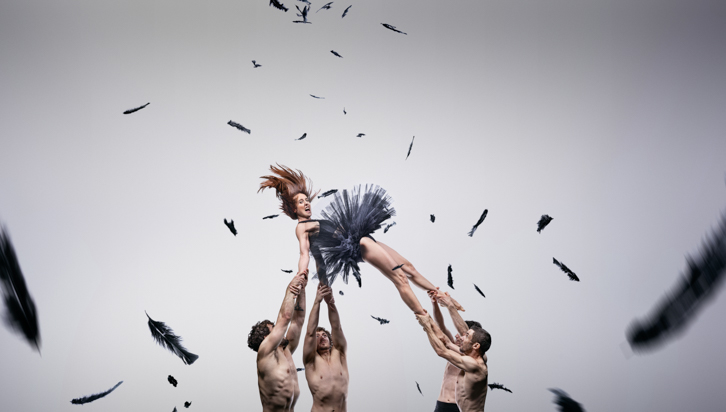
[269,0,289,12]
[405,136,415,159]
[382,23,407,35]
[123,102,149,114]
[0,227,40,352]
[447,264,454,289]
[281,269,293,273]
[252,60,261,68]
[488,382,512,393]
[168,375,178,387]
[537,214,553,233]
[224,219,237,236]
[468,209,488,237]
[356,133,365,138]
[310,94,324,99]
[184,401,191,408]
[318,189,338,199]
[627,213,726,351]
[343,107,347,114]
[474,283,485,297]
[430,214,435,223]
[416,381,423,395]
[146,311,199,365]
[293,4,311,23]
[296,133,307,141]
[227,120,250,134]
[392,264,404,271]
[297,367,305,371]
[549,388,585,412]
[553,258,579,281]
[339,290,344,295]
[70,381,123,405]
[371,315,390,324]
[331,50,343,58]
[383,222,397,233]
[263,214,280,220]
[342,5,351,17]
[317,1,333,12]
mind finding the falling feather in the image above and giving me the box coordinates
[392,264,404,271]
[371,315,390,325]
[447,264,454,289]
[227,120,251,134]
[549,389,585,412]
[168,375,178,387]
[553,258,579,281]
[0,227,40,352]
[184,401,192,408]
[339,290,344,295]
[318,189,338,199]
[281,269,293,273]
[382,23,407,35]
[473,283,485,297]
[146,311,199,365]
[70,381,123,405]
[342,5,351,17]
[537,215,553,233]
[405,136,415,160]
[252,60,261,68]
[430,214,435,223]
[224,219,237,236]
[356,133,365,138]
[416,381,423,395]
[627,213,726,351]
[468,209,488,237]
[269,0,289,12]
[297,367,305,372]
[317,1,333,12]
[263,214,280,220]
[331,50,343,58]
[383,222,396,233]
[296,133,307,141]
[310,94,325,99]
[123,102,149,114]
[488,383,512,393]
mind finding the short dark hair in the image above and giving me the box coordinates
[315,326,333,347]
[248,320,273,352]
[471,326,491,355]
[465,320,482,329]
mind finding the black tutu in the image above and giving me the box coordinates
[315,185,395,287]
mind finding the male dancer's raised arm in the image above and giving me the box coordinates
[303,284,349,412]
[286,275,307,355]
[430,293,463,412]
[247,271,308,412]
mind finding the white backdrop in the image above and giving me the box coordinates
[1,0,726,411]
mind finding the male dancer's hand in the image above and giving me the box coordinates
[314,283,327,303]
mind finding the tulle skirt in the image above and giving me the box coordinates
[315,185,395,287]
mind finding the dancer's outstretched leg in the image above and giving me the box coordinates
[376,241,437,291]
[377,241,465,311]
[359,237,426,315]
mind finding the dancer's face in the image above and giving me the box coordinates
[294,193,312,219]
[316,330,331,351]
[459,329,479,355]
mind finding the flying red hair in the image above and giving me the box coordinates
[259,164,319,219]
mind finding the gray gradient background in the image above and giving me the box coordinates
[1,0,726,411]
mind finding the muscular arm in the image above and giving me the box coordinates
[303,288,323,365]
[296,224,311,275]
[286,281,306,355]
[257,275,301,358]
[436,292,468,335]
[418,315,482,373]
[431,297,455,343]
[327,296,347,354]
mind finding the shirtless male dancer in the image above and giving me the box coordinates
[429,291,484,412]
[417,290,491,412]
[303,283,349,412]
[248,271,308,412]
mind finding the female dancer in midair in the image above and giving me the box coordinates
[259,164,456,316]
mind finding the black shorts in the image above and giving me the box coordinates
[434,400,460,412]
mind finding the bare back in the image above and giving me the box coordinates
[257,347,301,412]
[304,348,349,412]
[455,356,488,412]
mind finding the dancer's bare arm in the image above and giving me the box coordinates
[257,274,304,358]
[303,284,325,365]
[326,288,347,354]
[296,224,311,275]
[436,291,468,335]
[430,292,456,343]
[416,314,482,373]
[286,273,308,354]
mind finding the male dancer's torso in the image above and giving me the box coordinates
[257,346,301,412]
[305,348,349,412]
